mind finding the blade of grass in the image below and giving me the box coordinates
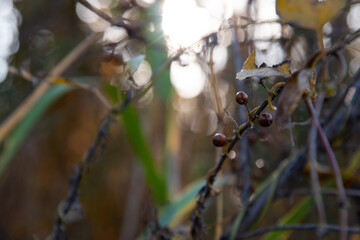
[0,85,72,176]
[120,104,167,203]
[160,179,205,227]
[159,175,232,228]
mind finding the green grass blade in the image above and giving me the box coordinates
[120,104,167,203]
[160,179,205,227]
[0,85,71,176]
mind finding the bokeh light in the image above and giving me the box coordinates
[170,53,206,99]
[0,0,20,82]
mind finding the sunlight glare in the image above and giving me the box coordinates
[162,0,212,49]
[0,0,19,82]
[170,54,206,99]
[347,4,360,31]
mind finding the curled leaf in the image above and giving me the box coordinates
[276,69,311,125]
[236,52,291,81]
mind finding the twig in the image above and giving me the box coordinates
[49,113,112,240]
[307,94,327,235]
[237,224,360,239]
[305,97,348,240]
[0,32,102,143]
[8,66,37,83]
[75,0,144,40]
[190,86,284,239]
[277,188,360,198]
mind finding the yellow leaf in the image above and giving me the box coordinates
[236,52,291,81]
[273,60,291,76]
[242,50,256,70]
[276,0,346,31]
[53,77,73,85]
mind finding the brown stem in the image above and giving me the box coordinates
[0,32,102,143]
[307,95,327,234]
[305,97,348,240]
[237,224,360,239]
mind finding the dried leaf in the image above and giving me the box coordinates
[237,68,290,81]
[276,69,311,125]
[276,0,346,31]
[236,56,291,81]
[243,50,256,70]
[273,60,291,76]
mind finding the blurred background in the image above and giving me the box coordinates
[0,0,360,239]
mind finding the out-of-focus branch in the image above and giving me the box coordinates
[305,97,348,240]
[237,224,360,239]
[0,32,102,143]
[307,94,327,235]
[49,113,112,240]
[75,0,144,40]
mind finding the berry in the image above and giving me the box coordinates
[212,133,227,147]
[236,91,248,105]
[258,113,273,127]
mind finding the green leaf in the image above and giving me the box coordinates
[159,175,232,227]
[120,104,168,203]
[0,85,71,176]
[160,179,204,227]
[145,2,172,101]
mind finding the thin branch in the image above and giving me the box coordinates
[0,32,102,143]
[8,66,37,83]
[307,94,327,234]
[278,188,360,198]
[75,0,144,40]
[237,224,360,239]
[191,86,284,239]
[305,97,348,240]
[49,113,112,240]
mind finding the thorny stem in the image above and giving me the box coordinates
[237,224,360,239]
[305,97,348,240]
[50,113,112,239]
[191,86,283,239]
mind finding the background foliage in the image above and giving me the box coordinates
[0,0,360,239]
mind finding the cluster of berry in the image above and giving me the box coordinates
[212,91,273,147]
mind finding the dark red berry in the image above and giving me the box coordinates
[258,113,273,127]
[236,91,248,105]
[212,133,227,147]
